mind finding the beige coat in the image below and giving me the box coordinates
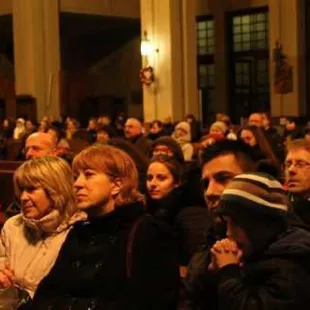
[0,212,85,298]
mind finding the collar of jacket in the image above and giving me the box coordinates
[128,133,144,144]
[147,186,187,223]
[76,201,145,232]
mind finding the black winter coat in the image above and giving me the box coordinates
[23,202,179,310]
[129,134,151,157]
[187,227,310,310]
[184,222,226,310]
[147,186,210,266]
[291,197,310,229]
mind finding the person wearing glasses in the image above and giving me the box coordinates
[285,139,310,228]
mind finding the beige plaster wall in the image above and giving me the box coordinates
[0,0,12,15]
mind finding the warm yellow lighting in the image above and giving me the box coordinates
[141,39,153,56]
[141,31,155,56]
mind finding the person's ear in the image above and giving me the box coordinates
[111,178,122,196]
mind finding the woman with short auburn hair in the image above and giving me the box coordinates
[0,156,85,306]
[25,144,179,310]
[72,144,145,208]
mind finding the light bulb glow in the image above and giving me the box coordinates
[141,40,153,56]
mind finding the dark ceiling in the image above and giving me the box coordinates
[0,13,141,71]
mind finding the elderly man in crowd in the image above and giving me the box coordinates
[24,132,58,160]
[124,118,151,156]
[285,139,310,227]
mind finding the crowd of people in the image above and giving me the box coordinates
[0,111,310,309]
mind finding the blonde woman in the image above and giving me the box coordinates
[0,157,86,300]
[27,145,179,309]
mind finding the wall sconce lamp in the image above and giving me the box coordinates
[140,31,158,86]
[141,32,154,56]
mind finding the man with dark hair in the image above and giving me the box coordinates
[185,137,310,310]
[200,140,257,213]
[124,118,151,156]
[203,173,310,310]
[184,140,258,309]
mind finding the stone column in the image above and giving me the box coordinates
[140,0,198,122]
[12,0,61,120]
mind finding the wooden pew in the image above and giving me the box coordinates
[0,162,23,228]
[5,139,23,160]
[0,161,22,209]
[0,160,23,171]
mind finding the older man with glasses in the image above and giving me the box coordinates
[285,139,310,227]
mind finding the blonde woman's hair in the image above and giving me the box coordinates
[72,144,144,206]
[14,156,77,221]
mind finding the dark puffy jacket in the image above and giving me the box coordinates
[147,186,210,266]
[21,203,179,310]
[291,197,310,229]
[186,227,310,310]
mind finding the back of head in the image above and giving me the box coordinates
[72,144,144,206]
[14,156,77,220]
[108,137,149,172]
[48,125,65,144]
[97,124,117,139]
